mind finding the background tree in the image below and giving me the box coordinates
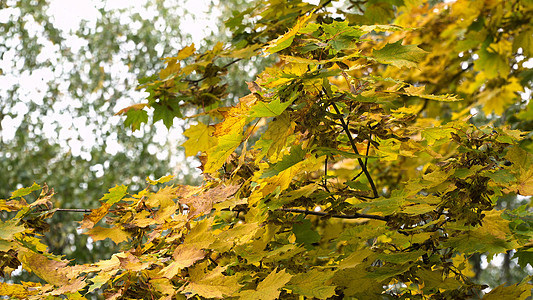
[0,0,203,266]
[1,0,532,299]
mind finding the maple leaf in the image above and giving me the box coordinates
[182,262,242,298]
[19,250,73,287]
[264,12,313,54]
[86,226,131,244]
[161,244,205,279]
[153,101,183,129]
[114,103,148,116]
[10,182,40,199]
[124,109,148,132]
[249,98,293,118]
[286,269,336,299]
[483,282,533,300]
[176,43,196,60]
[203,132,242,174]
[182,123,217,157]
[79,203,111,230]
[238,268,293,300]
[100,184,127,205]
[179,184,241,219]
[0,282,39,298]
[372,40,427,68]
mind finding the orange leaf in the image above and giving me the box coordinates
[79,203,111,230]
[180,184,241,219]
[114,103,148,116]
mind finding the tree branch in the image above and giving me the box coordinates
[277,208,387,221]
[181,59,242,83]
[54,208,92,213]
[331,101,379,198]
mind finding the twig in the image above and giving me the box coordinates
[331,101,379,198]
[322,156,331,192]
[278,208,388,221]
[54,208,92,213]
[181,59,242,83]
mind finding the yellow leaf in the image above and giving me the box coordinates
[238,268,293,300]
[182,123,217,157]
[176,43,196,60]
[483,282,532,300]
[182,262,242,298]
[180,184,241,219]
[264,13,313,54]
[161,245,205,279]
[79,203,111,230]
[477,77,523,115]
[159,59,180,79]
[183,217,216,249]
[404,85,425,95]
[116,252,150,272]
[0,282,39,298]
[19,250,71,286]
[86,226,130,244]
[150,278,176,296]
[204,132,242,174]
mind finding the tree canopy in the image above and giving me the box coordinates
[1,0,533,299]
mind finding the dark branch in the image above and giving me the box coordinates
[181,59,242,83]
[331,101,379,198]
[54,208,92,213]
[277,208,388,221]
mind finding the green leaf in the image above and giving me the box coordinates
[372,40,427,68]
[354,194,404,215]
[124,109,148,132]
[482,282,532,300]
[204,132,242,173]
[100,185,127,205]
[11,182,40,199]
[249,98,293,118]
[378,250,425,264]
[260,145,306,178]
[513,248,533,268]
[474,46,510,79]
[513,29,533,56]
[292,218,321,245]
[153,102,182,129]
[0,219,25,240]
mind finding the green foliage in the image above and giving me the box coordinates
[1,0,532,299]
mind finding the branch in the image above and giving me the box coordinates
[48,206,387,222]
[181,59,242,83]
[331,101,379,198]
[54,208,92,213]
[277,208,388,221]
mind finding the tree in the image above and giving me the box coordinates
[1,0,532,299]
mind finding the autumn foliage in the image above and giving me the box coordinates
[1,0,533,299]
